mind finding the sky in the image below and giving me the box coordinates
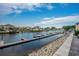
[0,3,79,28]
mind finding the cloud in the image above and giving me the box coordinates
[43,17,51,20]
[14,10,22,14]
[35,15,79,27]
[0,4,13,15]
[0,3,54,16]
[18,3,42,11]
[46,4,54,10]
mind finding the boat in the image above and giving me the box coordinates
[21,38,25,41]
[33,35,42,38]
[33,34,47,39]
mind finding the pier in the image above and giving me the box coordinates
[0,32,63,49]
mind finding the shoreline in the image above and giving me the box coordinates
[0,31,45,34]
[27,33,69,56]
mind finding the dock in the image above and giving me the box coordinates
[0,32,63,49]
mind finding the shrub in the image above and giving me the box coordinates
[75,30,79,36]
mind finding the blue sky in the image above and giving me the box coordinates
[0,3,79,28]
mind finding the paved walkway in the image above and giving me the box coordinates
[53,32,73,56]
[69,36,79,56]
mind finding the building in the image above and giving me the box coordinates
[0,25,3,29]
[0,24,16,32]
[75,22,79,31]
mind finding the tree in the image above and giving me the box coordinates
[63,25,75,31]
[44,27,50,31]
[50,27,56,30]
[0,28,4,31]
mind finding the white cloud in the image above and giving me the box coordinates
[46,4,54,10]
[0,3,54,16]
[0,4,13,15]
[14,10,22,14]
[35,15,79,27]
[43,17,51,20]
[18,3,42,11]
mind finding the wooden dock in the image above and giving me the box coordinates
[0,32,63,49]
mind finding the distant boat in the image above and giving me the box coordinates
[33,34,46,39]
[21,38,25,41]
[33,35,42,38]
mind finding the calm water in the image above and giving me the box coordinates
[0,30,64,56]
[0,30,63,44]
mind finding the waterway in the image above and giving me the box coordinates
[0,30,64,56]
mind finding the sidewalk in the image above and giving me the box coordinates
[53,32,73,56]
[69,36,79,56]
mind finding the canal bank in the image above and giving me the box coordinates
[28,33,70,56]
[53,32,73,56]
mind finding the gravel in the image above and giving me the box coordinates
[28,35,67,56]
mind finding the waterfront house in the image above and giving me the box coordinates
[75,22,79,31]
[0,24,16,32]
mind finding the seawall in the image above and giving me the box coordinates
[28,33,70,56]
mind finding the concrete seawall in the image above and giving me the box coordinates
[53,32,73,56]
[28,33,70,56]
